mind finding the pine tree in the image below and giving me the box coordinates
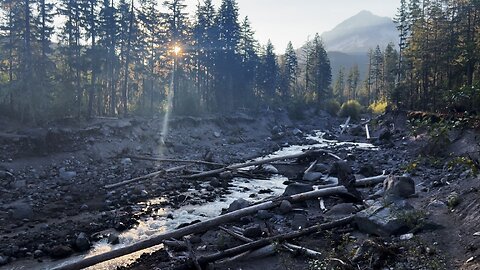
[193,0,217,109]
[214,0,240,111]
[257,40,278,101]
[334,67,345,103]
[307,33,331,103]
[237,16,258,107]
[279,41,297,100]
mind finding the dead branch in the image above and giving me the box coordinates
[104,165,188,189]
[176,216,354,269]
[53,186,349,270]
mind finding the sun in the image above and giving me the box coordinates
[173,45,182,55]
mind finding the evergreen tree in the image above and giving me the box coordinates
[279,41,297,100]
[214,0,240,111]
[334,67,345,103]
[237,16,258,107]
[257,40,278,101]
[307,33,331,103]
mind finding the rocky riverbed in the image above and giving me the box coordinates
[1,109,480,270]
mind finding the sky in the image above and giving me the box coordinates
[184,0,399,52]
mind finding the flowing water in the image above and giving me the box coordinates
[4,131,376,270]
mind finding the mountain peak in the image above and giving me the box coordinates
[321,10,397,54]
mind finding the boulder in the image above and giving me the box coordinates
[302,172,323,182]
[50,245,73,259]
[10,202,33,220]
[227,198,251,212]
[261,164,279,174]
[278,200,293,214]
[243,225,262,238]
[326,203,357,217]
[354,201,415,236]
[108,233,120,245]
[282,183,313,196]
[384,175,415,201]
[75,232,91,252]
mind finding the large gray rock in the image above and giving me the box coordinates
[282,183,313,196]
[261,164,279,174]
[227,198,251,212]
[10,202,33,220]
[302,172,323,182]
[326,203,357,217]
[384,175,415,201]
[355,201,415,236]
[75,232,91,251]
[278,200,293,214]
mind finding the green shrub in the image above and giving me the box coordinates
[339,100,363,120]
[325,99,341,116]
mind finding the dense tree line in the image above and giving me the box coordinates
[0,0,332,122]
[393,0,480,112]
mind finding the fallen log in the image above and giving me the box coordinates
[355,173,388,187]
[340,117,351,134]
[53,186,349,270]
[104,165,188,189]
[176,216,354,269]
[365,124,371,140]
[184,150,331,179]
[129,155,225,167]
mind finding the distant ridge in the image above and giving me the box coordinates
[321,10,398,54]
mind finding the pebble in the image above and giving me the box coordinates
[75,232,91,251]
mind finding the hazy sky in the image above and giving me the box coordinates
[184,0,399,52]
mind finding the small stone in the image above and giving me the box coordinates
[400,233,414,240]
[279,200,293,214]
[213,131,221,138]
[121,158,132,166]
[59,168,76,180]
[75,232,91,251]
[50,245,73,259]
[209,178,221,188]
[206,186,215,192]
[80,204,89,211]
[447,192,461,208]
[108,233,120,245]
[0,255,8,266]
[427,200,447,210]
[33,249,43,258]
[292,128,303,136]
[243,225,262,238]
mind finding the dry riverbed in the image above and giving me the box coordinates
[0,109,480,270]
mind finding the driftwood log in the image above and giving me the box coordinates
[175,216,354,269]
[184,150,332,179]
[53,186,349,270]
